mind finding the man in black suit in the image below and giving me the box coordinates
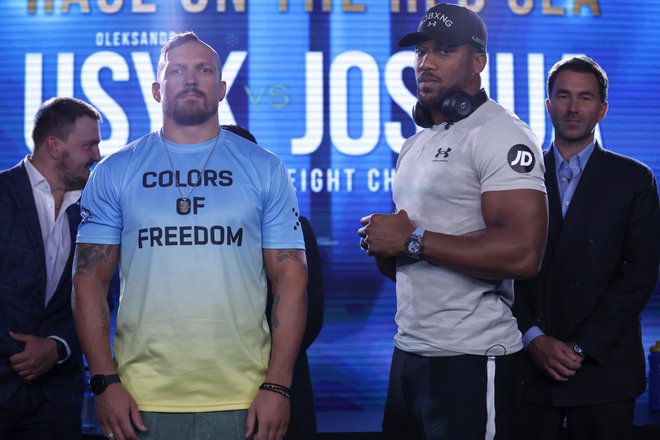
[514,56,660,440]
[0,97,102,439]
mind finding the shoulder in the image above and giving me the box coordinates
[0,162,27,187]
[222,130,285,168]
[598,146,654,176]
[0,161,26,176]
[592,147,658,197]
[474,101,542,154]
[104,132,156,164]
[479,101,535,137]
[93,132,158,178]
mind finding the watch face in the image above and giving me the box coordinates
[406,236,422,258]
[573,343,585,357]
[90,375,105,394]
[90,374,121,395]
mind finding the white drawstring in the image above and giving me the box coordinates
[485,355,496,440]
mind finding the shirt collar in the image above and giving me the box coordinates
[553,139,597,175]
[23,155,82,203]
[24,155,50,191]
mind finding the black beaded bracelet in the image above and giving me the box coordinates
[259,382,291,399]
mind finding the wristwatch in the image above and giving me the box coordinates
[90,374,121,395]
[405,227,425,259]
[572,343,585,358]
[54,339,68,362]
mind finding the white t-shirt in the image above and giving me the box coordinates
[393,100,546,357]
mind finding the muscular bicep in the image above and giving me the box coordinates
[73,243,119,285]
[481,188,548,276]
[482,189,547,229]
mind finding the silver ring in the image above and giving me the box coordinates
[106,433,115,440]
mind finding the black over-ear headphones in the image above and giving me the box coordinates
[412,89,488,128]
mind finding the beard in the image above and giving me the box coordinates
[163,88,218,126]
[417,83,468,112]
[417,87,447,110]
[58,151,90,191]
[416,71,446,109]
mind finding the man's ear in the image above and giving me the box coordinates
[218,80,227,103]
[152,82,161,103]
[597,101,609,123]
[473,51,487,75]
[44,136,61,158]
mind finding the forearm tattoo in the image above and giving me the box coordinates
[270,249,304,331]
[74,244,115,275]
[98,295,110,333]
[74,244,115,333]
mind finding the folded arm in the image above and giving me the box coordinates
[361,189,548,280]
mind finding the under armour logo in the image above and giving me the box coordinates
[428,21,437,27]
[507,144,535,173]
[435,147,452,159]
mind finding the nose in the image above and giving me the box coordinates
[184,71,198,87]
[92,144,101,163]
[418,52,435,72]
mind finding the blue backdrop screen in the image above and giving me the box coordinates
[2,0,659,414]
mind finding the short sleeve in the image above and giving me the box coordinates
[261,160,305,250]
[475,115,546,194]
[77,157,123,244]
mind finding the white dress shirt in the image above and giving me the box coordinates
[23,156,81,362]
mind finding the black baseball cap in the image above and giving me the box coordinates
[399,3,487,53]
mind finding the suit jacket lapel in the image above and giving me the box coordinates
[66,201,80,252]
[8,163,47,282]
[47,200,81,309]
[551,143,613,263]
[544,149,563,241]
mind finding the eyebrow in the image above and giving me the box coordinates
[555,88,595,96]
[168,61,215,69]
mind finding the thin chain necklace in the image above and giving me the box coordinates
[159,130,220,215]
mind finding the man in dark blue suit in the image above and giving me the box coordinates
[514,57,660,439]
[0,97,102,439]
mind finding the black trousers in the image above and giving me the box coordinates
[517,399,635,440]
[382,347,524,440]
[0,382,81,440]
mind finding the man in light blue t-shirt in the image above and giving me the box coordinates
[72,31,307,440]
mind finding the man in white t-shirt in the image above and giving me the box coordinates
[72,32,307,440]
[359,3,548,439]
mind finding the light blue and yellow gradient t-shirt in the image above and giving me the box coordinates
[77,128,304,412]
